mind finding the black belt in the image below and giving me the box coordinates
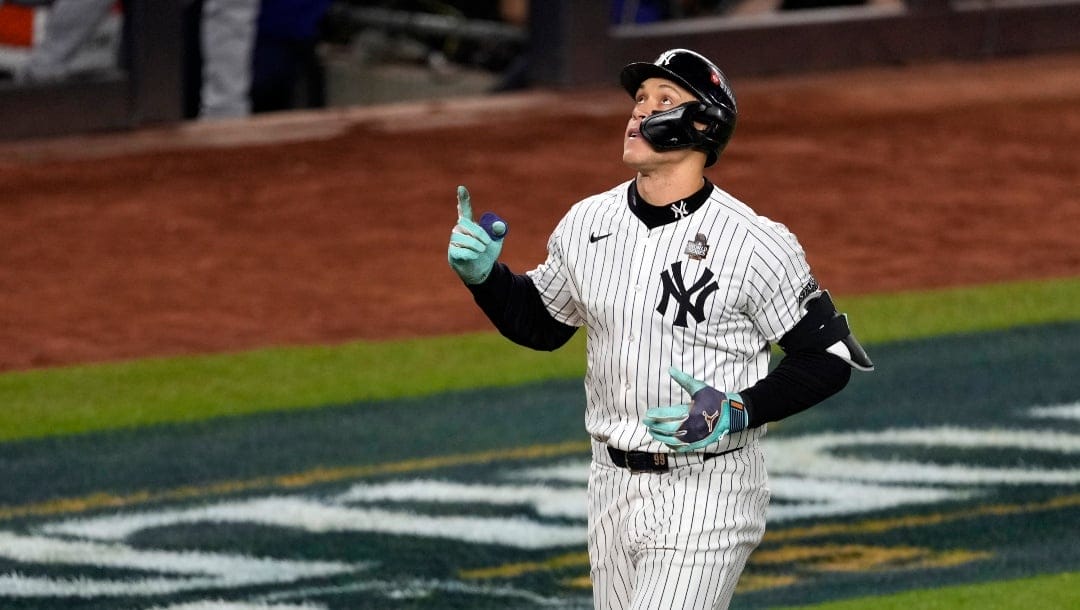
[606,446,739,473]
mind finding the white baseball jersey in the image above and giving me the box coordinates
[527,180,814,454]
[527,179,814,609]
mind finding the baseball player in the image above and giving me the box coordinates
[448,48,873,609]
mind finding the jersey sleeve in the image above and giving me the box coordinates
[466,262,578,351]
[744,219,817,344]
[526,215,585,328]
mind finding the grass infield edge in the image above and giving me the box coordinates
[1,276,1078,442]
[773,570,1079,609]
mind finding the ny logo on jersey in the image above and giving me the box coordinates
[656,261,719,327]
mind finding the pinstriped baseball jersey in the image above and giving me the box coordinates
[527,180,814,453]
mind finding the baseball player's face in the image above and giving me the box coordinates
[623,78,700,170]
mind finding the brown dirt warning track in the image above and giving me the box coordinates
[1,52,1078,372]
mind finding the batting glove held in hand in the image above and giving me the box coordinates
[448,185,508,285]
[642,367,749,453]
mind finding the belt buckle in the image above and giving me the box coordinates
[628,451,668,473]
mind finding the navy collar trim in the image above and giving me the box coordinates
[627,179,713,229]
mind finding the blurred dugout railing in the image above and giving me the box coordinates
[0,0,1078,141]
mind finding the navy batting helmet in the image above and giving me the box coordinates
[620,49,737,167]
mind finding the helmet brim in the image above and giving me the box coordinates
[620,62,702,102]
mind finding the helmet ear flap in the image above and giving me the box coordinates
[700,104,734,125]
[693,103,736,166]
[639,102,704,152]
[639,101,735,167]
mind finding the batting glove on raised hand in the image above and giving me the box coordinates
[447,185,508,285]
[642,367,749,453]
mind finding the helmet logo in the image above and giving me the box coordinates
[710,70,722,86]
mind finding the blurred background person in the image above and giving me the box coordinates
[183,0,260,119]
[13,0,118,84]
[200,0,260,118]
[611,0,671,24]
[250,0,334,113]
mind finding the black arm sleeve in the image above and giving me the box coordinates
[466,262,578,351]
[740,350,852,428]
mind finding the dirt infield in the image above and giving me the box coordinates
[2,53,1079,372]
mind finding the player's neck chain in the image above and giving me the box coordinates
[627,179,714,229]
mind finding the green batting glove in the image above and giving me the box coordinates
[447,185,508,285]
[642,367,749,453]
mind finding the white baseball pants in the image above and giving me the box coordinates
[587,439,769,609]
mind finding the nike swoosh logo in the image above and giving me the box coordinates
[589,232,612,243]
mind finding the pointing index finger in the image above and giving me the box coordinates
[456,185,473,221]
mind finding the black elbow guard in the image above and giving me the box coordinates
[778,290,874,371]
